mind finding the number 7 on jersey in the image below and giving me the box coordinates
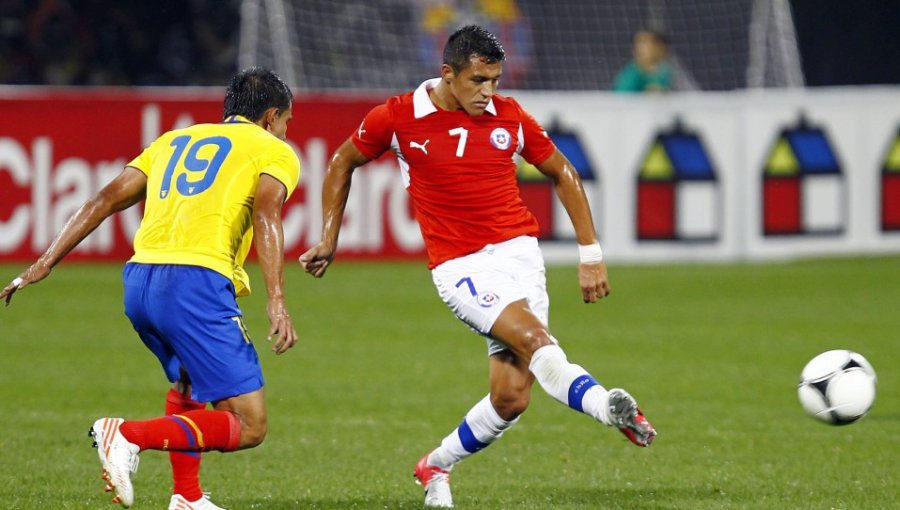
[449,127,468,157]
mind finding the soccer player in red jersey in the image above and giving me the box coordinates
[300,25,656,508]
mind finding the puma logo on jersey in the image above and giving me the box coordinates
[409,139,430,154]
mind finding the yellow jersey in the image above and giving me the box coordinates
[127,115,301,297]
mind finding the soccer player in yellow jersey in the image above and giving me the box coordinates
[1,67,301,510]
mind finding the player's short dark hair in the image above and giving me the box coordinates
[443,25,505,73]
[640,29,669,47]
[223,67,292,121]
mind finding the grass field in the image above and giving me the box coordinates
[0,256,897,509]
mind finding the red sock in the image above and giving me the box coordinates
[119,408,241,453]
[166,389,206,501]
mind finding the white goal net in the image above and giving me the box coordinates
[239,0,804,92]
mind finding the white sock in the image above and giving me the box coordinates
[427,395,518,470]
[528,344,612,425]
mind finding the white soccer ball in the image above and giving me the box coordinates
[797,349,877,425]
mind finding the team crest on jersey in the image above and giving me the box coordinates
[478,291,500,308]
[490,128,511,150]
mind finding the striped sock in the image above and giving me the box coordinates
[528,344,611,424]
[428,395,518,470]
[119,409,241,453]
[165,389,206,502]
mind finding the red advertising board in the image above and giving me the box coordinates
[0,88,427,262]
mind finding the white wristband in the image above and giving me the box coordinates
[12,277,24,288]
[578,242,603,264]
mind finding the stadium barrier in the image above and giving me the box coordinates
[1,87,898,263]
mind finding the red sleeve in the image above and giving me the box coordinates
[516,102,556,166]
[351,102,394,160]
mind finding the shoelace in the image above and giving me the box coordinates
[125,449,140,473]
[425,472,452,503]
[610,402,636,428]
[428,472,450,486]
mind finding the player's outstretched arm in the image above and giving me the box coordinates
[535,150,611,303]
[1,167,147,306]
[254,174,297,355]
[299,139,371,278]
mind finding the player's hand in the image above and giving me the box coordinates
[299,243,335,278]
[1,263,51,306]
[578,261,610,303]
[0,278,23,306]
[266,299,298,355]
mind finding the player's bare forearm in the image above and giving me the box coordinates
[322,139,370,247]
[300,139,370,277]
[37,167,146,270]
[253,174,298,354]
[535,151,610,301]
[537,150,598,245]
[2,167,146,306]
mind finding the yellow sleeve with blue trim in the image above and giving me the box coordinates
[260,138,301,198]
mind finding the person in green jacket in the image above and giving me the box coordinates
[613,29,672,93]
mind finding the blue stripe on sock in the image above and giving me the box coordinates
[165,416,197,449]
[457,418,489,453]
[567,375,599,412]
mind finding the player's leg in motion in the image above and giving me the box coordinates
[95,263,265,507]
[418,239,654,508]
[165,378,207,503]
[90,389,263,508]
[492,301,657,447]
[415,352,529,508]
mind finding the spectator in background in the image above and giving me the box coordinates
[613,29,672,93]
[2,0,239,86]
[417,0,534,88]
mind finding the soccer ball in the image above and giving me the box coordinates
[797,350,877,425]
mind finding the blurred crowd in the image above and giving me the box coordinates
[415,0,533,88]
[6,0,891,91]
[0,0,240,86]
[2,0,536,89]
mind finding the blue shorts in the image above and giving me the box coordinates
[123,263,264,403]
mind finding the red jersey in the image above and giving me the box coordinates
[352,78,556,268]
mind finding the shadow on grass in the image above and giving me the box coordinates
[223,497,421,509]
[860,412,900,422]
[223,486,732,510]
[464,485,734,510]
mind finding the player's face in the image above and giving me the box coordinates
[267,106,293,140]
[447,57,502,116]
[634,31,666,68]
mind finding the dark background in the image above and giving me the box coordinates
[2,0,899,89]
[790,0,900,86]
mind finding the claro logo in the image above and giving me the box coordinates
[0,103,425,258]
[0,136,138,254]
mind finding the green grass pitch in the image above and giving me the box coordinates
[0,256,897,509]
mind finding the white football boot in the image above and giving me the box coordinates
[168,493,228,510]
[89,417,140,507]
[414,453,453,508]
[605,388,657,447]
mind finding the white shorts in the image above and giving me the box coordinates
[431,235,549,355]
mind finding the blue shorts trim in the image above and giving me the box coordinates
[123,263,264,402]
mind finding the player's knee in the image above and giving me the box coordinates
[491,390,530,421]
[240,421,268,448]
[518,326,554,356]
